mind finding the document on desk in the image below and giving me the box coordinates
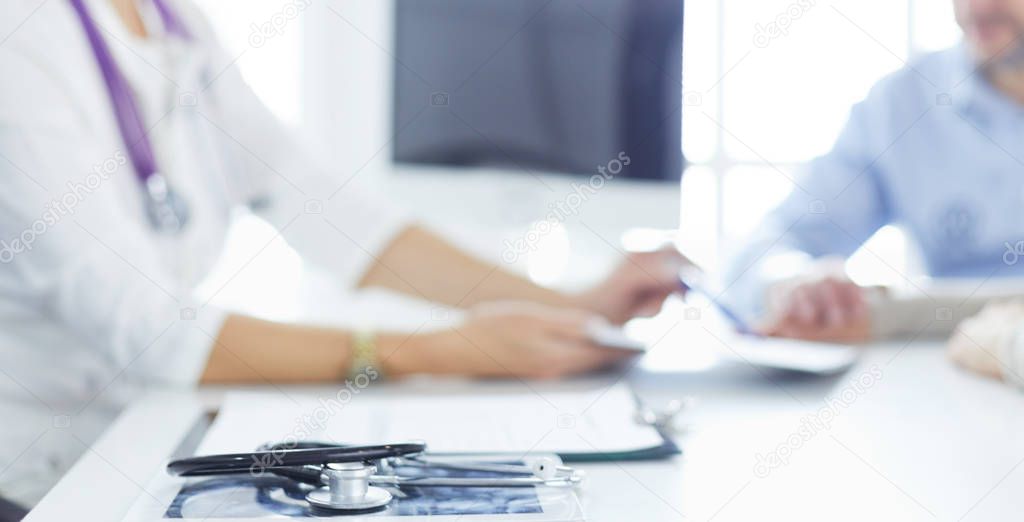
[196,383,675,461]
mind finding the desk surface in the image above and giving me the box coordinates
[27,336,1024,522]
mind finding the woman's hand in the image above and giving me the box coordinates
[383,302,634,379]
[947,301,1024,380]
[574,249,687,324]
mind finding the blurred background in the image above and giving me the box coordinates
[189,0,962,322]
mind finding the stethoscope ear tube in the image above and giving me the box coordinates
[166,442,426,477]
[69,0,193,235]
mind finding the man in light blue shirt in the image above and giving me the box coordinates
[725,0,1024,341]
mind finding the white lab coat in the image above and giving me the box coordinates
[0,0,407,506]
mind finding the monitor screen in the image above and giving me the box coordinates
[393,0,684,181]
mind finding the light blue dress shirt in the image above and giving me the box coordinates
[724,43,1024,318]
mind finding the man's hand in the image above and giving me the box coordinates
[573,249,687,324]
[395,302,634,379]
[760,268,871,343]
[947,301,1024,380]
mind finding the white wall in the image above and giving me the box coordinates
[301,1,395,178]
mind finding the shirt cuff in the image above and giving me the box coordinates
[254,176,413,290]
[133,304,229,388]
[322,194,411,288]
[1002,323,1024,390]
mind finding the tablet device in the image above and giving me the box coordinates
[716,334,860,375]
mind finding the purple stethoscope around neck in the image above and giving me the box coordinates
[69,0,192,234]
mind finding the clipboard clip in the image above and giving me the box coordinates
[633,397,695,435]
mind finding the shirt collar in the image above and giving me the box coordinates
[952,42,1024,126]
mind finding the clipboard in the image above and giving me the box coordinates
[195,383,680,465]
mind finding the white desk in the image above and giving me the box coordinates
[27,334,1024,522]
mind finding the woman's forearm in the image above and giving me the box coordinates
[359,226,573,308]
[200,314,355,384]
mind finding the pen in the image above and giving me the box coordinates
[678,272,759,336]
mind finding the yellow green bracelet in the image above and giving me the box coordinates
[349,330,381,380]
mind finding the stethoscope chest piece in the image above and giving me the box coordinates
[144,173,190,234]
[306,462,393,511]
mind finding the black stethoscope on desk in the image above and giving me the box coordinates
[70,0,191,234]
[167,441,584,512]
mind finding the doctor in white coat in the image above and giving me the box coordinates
[0,0,683,510]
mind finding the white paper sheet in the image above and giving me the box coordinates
[196,383,664,457]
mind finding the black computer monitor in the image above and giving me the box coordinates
[393,0,684,181]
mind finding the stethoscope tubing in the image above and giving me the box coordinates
[166,442,426,476]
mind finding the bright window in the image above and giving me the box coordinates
[680,0,962,283]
